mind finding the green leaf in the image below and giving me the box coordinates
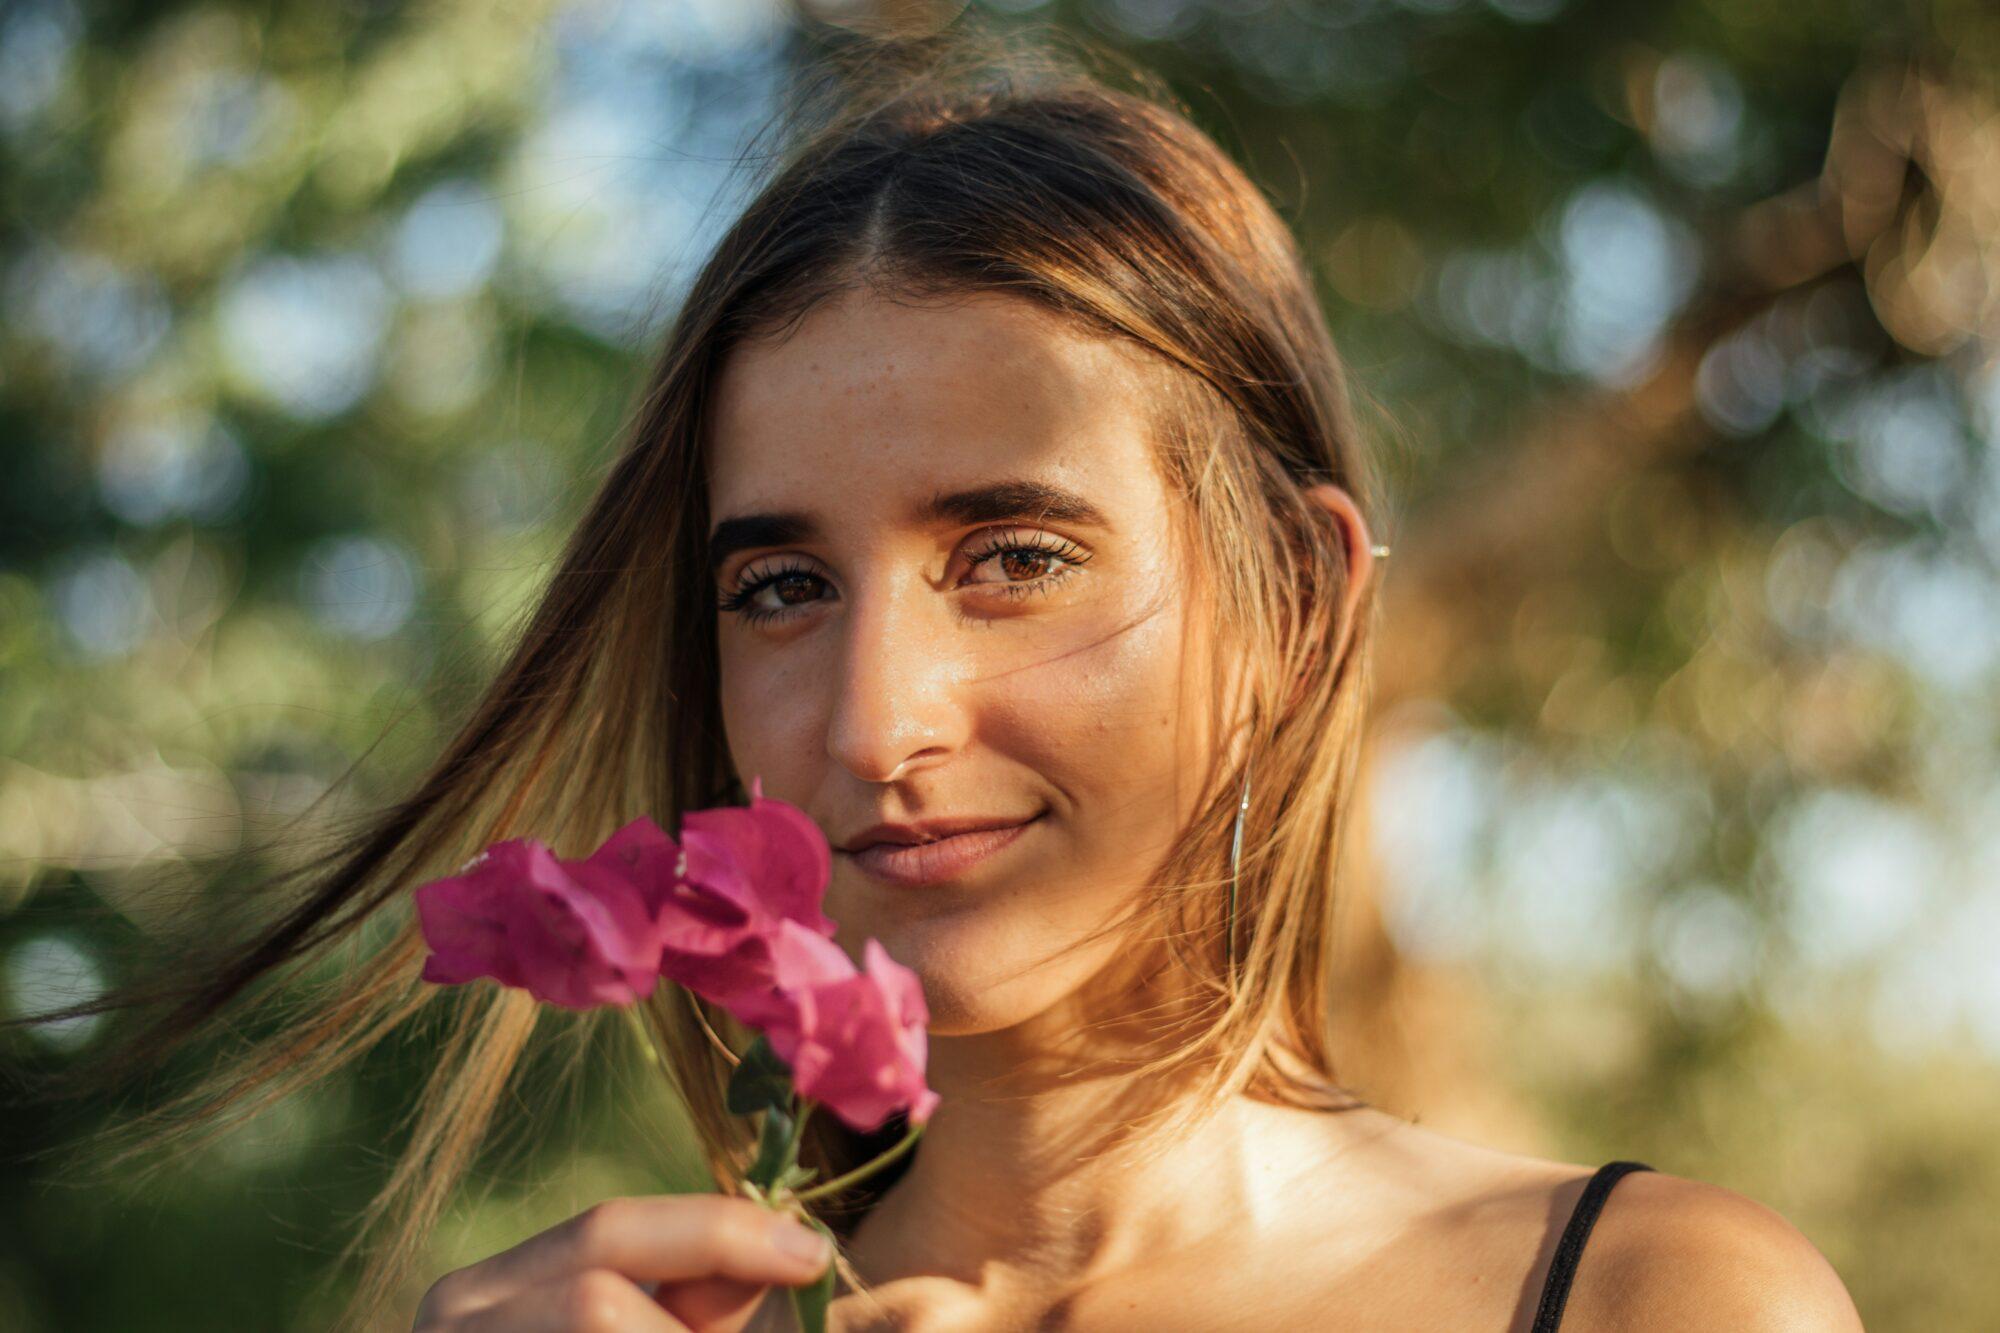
[788,1217,838,1333]
[726,1034,794,1115]
[746,1106,794,1192]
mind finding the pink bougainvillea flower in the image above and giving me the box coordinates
[650,776,838,1009]
[415,816,682,1010]
[722,916,860,1034]
[417,777,838,1013]
[415,781,940,1134]
[729,919,941,1133]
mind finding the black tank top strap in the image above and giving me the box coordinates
[1529,1160,1653,1332]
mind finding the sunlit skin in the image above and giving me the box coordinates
[705,290,1864,1332]
[708,286,1243,1042]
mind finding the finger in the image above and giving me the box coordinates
[651,1273,773,1333]
[463,1195,832,1310]
[451,1268,690,1333]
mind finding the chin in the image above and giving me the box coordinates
[819,912,996,1028]
[860,923,1036,1034]
[848,915,1123,1039]
[914,977,1048,1037]
[825,861,1129,1036]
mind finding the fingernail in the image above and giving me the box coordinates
[772,1219,831,1268]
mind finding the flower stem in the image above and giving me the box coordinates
[685,985,742,1067]
[790,1120,926,1204]
[789,1098,814,1169]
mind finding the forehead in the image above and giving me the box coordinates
[705,288,1165,516]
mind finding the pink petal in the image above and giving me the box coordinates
[655,879,755,958]
[678,796,834,938]
[742,791,837,934]
[719,922,856,1034]
[563,858,664,973]
[414,837,663,1010]
[862,938,930,1026]
[661,935,776,1005]
[772,920,859,988]
[768,945,936,1133]
[415,841,546,989]
[589,817,683,915]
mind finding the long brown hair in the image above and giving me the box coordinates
[6,27,1393,1329]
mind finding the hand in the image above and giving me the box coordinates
[412,1194,834,1332]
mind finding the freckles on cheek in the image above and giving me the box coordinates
[718,645,817,762]
[983,596,1192,842]
[1054,593,1187,746]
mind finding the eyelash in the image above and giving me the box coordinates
[717,531,1094,627]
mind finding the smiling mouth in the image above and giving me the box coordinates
[836,810,1046,886]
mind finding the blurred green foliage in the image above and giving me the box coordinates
[3,0,1998,1328]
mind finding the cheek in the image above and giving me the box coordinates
[1012,586,1206,863]
[739,581,1210,1036]
[715,637,821,788]
[901,592,1200,1006]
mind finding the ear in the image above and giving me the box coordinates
[1282,483,1378,712]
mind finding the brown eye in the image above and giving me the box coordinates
[963,530,1093,596]
[997,549,1054,581]
[771,573,818,603]
[717,558,828,625]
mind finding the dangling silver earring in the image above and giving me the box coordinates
[1226,753,1251,988]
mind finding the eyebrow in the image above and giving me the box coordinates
[707,478,1111,576]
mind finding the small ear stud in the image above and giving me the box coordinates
[1370,544,1392,559]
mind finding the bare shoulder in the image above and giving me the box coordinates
[1280,1113,1864,1331]
[1563,1170,1864,1331]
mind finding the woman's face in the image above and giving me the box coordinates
[706,288,1231,1038]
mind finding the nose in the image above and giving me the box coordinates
[823,576,967,784]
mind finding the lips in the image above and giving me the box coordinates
[839,813,1041,853]
[837,812,1043,887]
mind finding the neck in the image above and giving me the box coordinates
[844,969,1337,1291]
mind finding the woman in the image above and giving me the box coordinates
[40,41,1861,1333]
